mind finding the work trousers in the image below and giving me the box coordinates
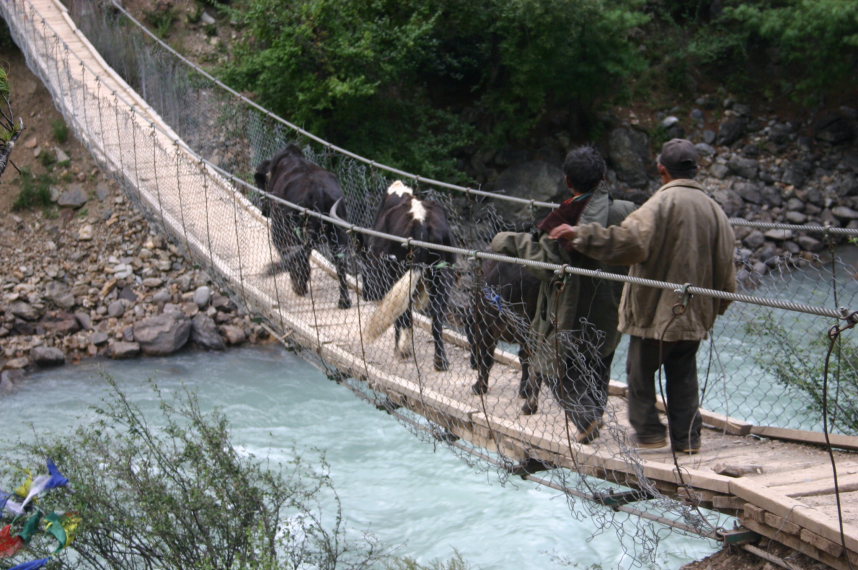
[626,336,702,448]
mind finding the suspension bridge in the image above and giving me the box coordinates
[4,1,858,567]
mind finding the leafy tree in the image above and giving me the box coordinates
[684,0,858,102]
[220,0,647,180]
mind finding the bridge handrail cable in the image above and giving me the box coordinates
[213,162,856,323]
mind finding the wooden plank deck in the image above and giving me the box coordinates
[6,1,858,567]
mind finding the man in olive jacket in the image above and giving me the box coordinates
[549,139,737,454]
[491,146,635,444]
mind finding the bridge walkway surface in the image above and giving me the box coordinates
[4,0,858,567]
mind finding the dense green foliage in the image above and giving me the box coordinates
[215,0,856,180]
[722,0,858,99]
[220,0,647,180]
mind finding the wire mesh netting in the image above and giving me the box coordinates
[6,0,858,567]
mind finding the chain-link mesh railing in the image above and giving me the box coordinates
[6,0,858,567]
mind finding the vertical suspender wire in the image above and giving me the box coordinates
[262,200,286,337]
[404,244,428,413]
[228,170,248,309]
[108,90,127,193]
[62,45,75,126]
[198,158,217,280]
[172,139,191,257]
[351,165,373,391]
[128,106,144,205]
[821,229,853,570]
[300,212,329,365]
[471,257,511,470]
[94,79,111,182]
[149,120,167,230]
[79,62,92,158]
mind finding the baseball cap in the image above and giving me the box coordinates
[657,138,698,172]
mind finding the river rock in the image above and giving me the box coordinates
[74,311,92,330]
[40,311,81,335]
[56,183,88,208]
[45,280,75,309]
[742,230,765,249]
[219,324,246,345]
[489,160,565,226]
[607,126,651,188]
[133,312,191,356]
[727,156,759,180]
[90,331,109,345]
[717,116,747,146]
[108,341,141,359]
[9,301,40,321]
[733,181,763,204]
[813,108,856,145]
[193,285,212,308]
[107,300,126,318]
[832,206,858,221]
[191,313,225,350]
[30,345,66,367]
[1,368,24,390]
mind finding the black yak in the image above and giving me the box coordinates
[254,144,351,309]
[466,258,539,398]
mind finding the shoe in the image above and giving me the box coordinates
[576,420,603,445]
[672,443,701,455]
[631,434,667,449]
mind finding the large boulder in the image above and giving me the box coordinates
[607,127,651,188]
[488,160,566,227]
[30,345,66,367]
[191,313,225,350]
[132,312,191,356]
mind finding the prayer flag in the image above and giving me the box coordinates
[43,512,67,553]
[0,525,25,558]
[15,512,42,543]
[8,557,51,570]
[20,460,69,510]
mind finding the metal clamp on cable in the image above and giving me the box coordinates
[673,283,693,316]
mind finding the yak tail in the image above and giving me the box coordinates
[363,268,423,342]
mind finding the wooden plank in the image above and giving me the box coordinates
[730,478,858,552]
[751,426,858,451]
[783,472,858,499]
[742,518,849,570]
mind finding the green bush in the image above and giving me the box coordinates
[4,379,384,569]
[3,379,468,570]
[220,0,647,180]
[749,314,858,434]
[52,118,69,144]
[12,168,54,211]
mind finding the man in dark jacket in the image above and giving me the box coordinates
[548,139,737,454]
[491,146,635,444]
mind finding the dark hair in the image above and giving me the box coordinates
[661,164,698,179]
[562,146,606,193]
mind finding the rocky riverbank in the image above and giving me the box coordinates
[0,43,271,390]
